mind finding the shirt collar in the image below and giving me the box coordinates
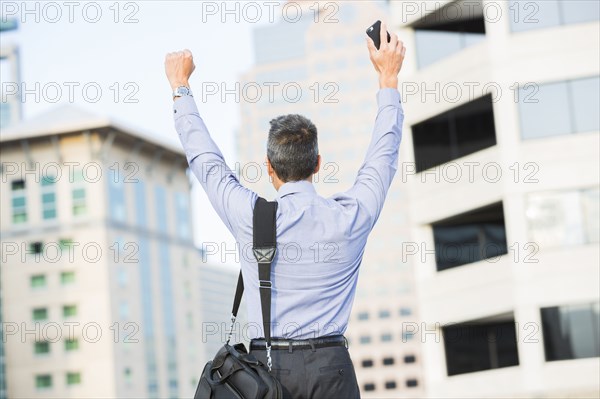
[276,180,317,199]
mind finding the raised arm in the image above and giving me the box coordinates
[165,50,256,237]
[345,23,406,228]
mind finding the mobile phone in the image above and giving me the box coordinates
[366,20,391,50]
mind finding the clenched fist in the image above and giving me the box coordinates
[165,49,195,90]
[366,22,406,89]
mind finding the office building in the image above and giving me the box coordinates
[238,2,424,397]
[0,105,238,398]
[391,0,599,397]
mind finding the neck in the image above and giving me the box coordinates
[274,176,312,191]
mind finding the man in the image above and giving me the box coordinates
[165,22,405,399]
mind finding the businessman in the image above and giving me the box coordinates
[165,22,405,399]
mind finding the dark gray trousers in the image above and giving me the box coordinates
[250,341,361,399]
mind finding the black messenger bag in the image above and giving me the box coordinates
[194,197,282,399]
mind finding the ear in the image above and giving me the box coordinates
[266,156,274,177]
[314,155,322,174]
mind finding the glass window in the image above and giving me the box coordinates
[134,180,147,228]
[406,379,419,388]
[443,319,519,376]
[381,333,393,342]
[413,1,486,68]
[385,381,397,389]
[357,312,369,321]
[412,95,497,172]
[148,382,158,394]
[11,179,27,224]
[30,242,43,254]
[433,202,507,271]
[383,357,395,365]
[519,81,571,139]
[361,359,373,368]
[35,374,52,389]
[561,0,600,24]
[72,188,86,216]
[124,367,132,382]
[400,307,412,317]
[59,239,74,250]
[41,176,57,220]
[402,331,416,341]
[526,191,585,248]
[12,179,25,190]
[71,169,87,216]
[63,305,77,318]
[34,341,50,354]
[175,192,191,240]
[72,169,85,183]
[117,268,128,287]
[520,76,600,139]
[33,308,47,321]
[155,186,168,233]
[66,372,81,385]
[570,76,600,134]
[108,177,126,222]
[119,302,129,319]
[509,0,560,32]
[415,31,464,68]
[364,383,375,391]
[30,274,46,288]
[379,310,391,319]
[404,354,417,363]
[541,302,600,361]
[359,335,371,344]
[509,0,599,32]
[65,339,79,351]
[60,271,75,285]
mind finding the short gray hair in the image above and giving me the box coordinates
[267,114,318,182]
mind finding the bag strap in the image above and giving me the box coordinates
[231,272,244,319]
[252,197,278,371]
[226,197,278,371]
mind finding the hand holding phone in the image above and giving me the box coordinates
[366,20,391,50]
[365,20,406,89]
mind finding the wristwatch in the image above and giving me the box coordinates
[173,86,193,98]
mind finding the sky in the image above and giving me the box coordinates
[1,1,287,258]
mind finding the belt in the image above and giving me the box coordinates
[250,335,348,351]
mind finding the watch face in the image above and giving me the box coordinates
[176,87,189,96]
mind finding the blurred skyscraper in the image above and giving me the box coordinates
[391,0,599,397]
[0,105,238,398]
[238,2,424,397]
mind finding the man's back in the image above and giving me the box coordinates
[239,180,373,339]
[173,88,402,340]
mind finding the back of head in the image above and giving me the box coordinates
[267,114,318,182]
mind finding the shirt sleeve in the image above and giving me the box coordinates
[343,88,404,229]
[173,96,257,238]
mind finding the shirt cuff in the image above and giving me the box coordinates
[173,95,199,119]
[376,88,402,108]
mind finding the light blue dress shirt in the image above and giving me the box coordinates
[174,88,403,339]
